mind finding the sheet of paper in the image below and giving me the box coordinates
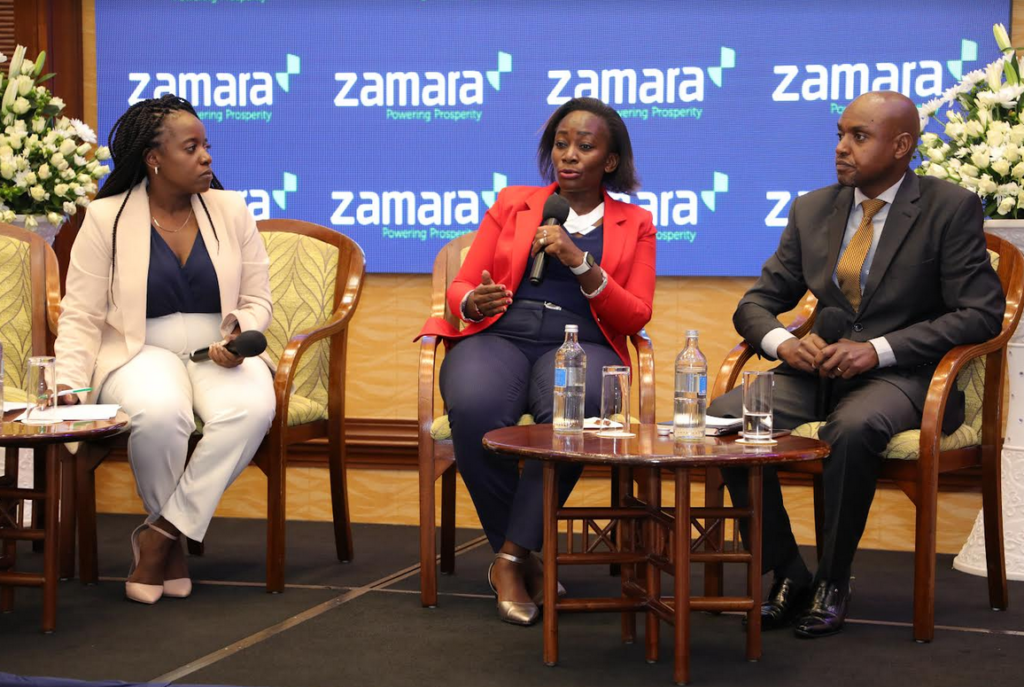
[584,417,624,430]
[3,401,29,412]
[15,404,121,423]
[706,415,742,428]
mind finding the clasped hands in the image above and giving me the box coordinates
[465,225,583,320]
[777,334,878,380]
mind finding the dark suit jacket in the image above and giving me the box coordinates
[734,171,1005,418]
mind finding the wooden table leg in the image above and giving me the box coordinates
[0,505,14,612]
[32,448,45,553]
[619,465,636,644]
[674,468,691,685]
[543,462,559,667]
[1,449,16,612]
[59,448,76,580]
[644,467,661,664]
[746,466,763,661]
[42,445,60,633]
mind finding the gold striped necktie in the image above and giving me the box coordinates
[836,198,886,310]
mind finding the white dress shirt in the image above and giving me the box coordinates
[761,176,904,368]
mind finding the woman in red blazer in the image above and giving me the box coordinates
[418,98,656,626]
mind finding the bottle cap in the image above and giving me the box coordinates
[686,329,699,337]
[565,324,579,333]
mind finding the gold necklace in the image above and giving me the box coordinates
[152,207,194,233]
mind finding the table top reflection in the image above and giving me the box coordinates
[0,409,130,447]
[482,423,829,468]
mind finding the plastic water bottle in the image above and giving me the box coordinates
[674,330,707,441]
[553,324,586,433]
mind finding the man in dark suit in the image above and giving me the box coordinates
[709,91,1005,638]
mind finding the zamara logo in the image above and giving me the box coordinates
[334,51,511,108]
[330,172,508,244]
[127,54,301,107]
[547,47,734,106]
[772,41,975,103]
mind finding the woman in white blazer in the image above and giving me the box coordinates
[55,95,276,604]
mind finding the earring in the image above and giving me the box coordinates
[153,166,159,176]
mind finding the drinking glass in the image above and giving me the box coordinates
[23,356,58,425]
[597,365,632,437]
[741,370,774,443]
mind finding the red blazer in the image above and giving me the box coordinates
[417,183,657,366]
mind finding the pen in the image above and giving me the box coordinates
[57,387,92,397]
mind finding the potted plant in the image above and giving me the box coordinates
[917,23,1024,582]
[0,45,110,245]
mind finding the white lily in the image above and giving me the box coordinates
[7,46,25,81]
[995,23,1012,52]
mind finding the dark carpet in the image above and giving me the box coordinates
[0,514,1021,687]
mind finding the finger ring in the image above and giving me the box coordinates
[836,368,843,375]
[540,237,546,246]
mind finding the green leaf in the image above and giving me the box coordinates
[1004,59,1019,86]
[34,73,55,85]
[32,50,46,78]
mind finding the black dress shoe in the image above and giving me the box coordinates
[793,580,851,638]
[757,576,811,631]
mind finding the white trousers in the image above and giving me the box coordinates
[100,313,275,541]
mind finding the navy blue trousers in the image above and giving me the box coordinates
[439,301,622,552]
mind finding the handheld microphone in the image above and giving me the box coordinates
[528,194,572,286]
[189,330,268,363]
[812,307,853,420]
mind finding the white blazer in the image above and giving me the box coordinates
[55,181,272,403]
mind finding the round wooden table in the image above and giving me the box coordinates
[483,423,829,685]
[0,409,130,632]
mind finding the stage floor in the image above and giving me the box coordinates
[1,515,1021,687]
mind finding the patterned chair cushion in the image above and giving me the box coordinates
[2,386,27,403]
[789,248,998,460]
[431,413,535,441]
[190,232,336,435]
[0,236,35,394]
[193,393,326,434]
[262,231,338,412]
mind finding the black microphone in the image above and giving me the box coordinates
[812,307,852,420]
[528,194,572,286]
[189,330,268,363]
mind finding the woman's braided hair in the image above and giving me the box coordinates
[97,95,222,291]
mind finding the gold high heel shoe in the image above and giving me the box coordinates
[487,552,540,626]
[125,523,164,605]
[153,525,192,599]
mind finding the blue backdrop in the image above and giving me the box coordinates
[95,0,1010,275]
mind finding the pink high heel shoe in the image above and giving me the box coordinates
[149,524,193,597]
[125,523,164,605]
[156,525,192,599]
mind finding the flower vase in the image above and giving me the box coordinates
[954,219,1024,581]
[11,214,64,246]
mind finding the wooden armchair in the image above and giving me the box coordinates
[0,222,62,628]
[77,219,366,592]
[704,232,1023,641]
[418,231,656,607]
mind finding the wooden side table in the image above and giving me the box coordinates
[0,409,129,632]
[483,424,829,685]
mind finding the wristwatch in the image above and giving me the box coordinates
[570,251,597,276]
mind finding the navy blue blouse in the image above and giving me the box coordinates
[513,225,604,319]
[146,227,222,318]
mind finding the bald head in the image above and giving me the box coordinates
[834,91,920,197]
[848,91,921,151]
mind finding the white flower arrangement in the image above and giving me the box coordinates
[0,45,110,229]
[916,24,1024,219]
